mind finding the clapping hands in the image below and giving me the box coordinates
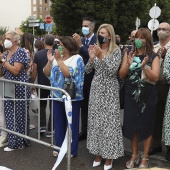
[88,44,103,61]
[47,49,62,62]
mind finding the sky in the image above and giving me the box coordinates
[0,0,31,31]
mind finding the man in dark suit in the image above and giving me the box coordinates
[73,17,97,141]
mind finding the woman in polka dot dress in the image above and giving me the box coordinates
[0,31,30,151]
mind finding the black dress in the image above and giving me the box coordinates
[123,53,158,142]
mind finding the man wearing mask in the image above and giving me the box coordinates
[73,17,97,141]
[149,22,170,160]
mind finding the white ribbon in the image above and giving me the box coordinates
[52,95,72,170]
[0,167,12,170]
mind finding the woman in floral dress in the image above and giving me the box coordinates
[119,28,160,168]
[162,51,170,161]
[86,24,124,170]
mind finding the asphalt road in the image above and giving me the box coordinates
[0,102,170,170]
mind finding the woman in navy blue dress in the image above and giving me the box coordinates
[0,31,30,151]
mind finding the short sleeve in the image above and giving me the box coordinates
[13,48,27,64]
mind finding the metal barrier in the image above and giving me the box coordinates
[0,78,72,170]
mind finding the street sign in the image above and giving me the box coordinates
[45,16,52,24]
[29,16,36,20]
[148,3,161,35]
[28,19,40,23]
[29,23,40,27]
[45,23,53,32]
[135,17,141,30]
[148,19,159,31]
[40,23,45,29]
[149,6,161,18]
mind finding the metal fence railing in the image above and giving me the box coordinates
[0,78,72,170]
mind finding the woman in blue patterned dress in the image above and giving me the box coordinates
[0,31,30,151]
[119,28,160,168]
[44,36,84,157]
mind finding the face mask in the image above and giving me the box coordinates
[4,39,13,49]
[82,27,90,36]
[157,30,169,40]
[58,45,66,55]
[135,39,143,49]
[98,34,109,44]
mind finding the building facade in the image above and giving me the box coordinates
[31,0,50,20]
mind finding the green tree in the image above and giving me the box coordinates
[50,0,170,43]
[0,27,8,36]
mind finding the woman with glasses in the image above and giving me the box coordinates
[119,28,160,168]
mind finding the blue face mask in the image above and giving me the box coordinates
[82,27,90,36]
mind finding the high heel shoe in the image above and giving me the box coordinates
[126,154,140,169]
[93,157,102,167]
[104,160,112,170]
[139,155,149,169]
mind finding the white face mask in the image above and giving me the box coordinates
[157,30,169,40]
[4,39,13,49]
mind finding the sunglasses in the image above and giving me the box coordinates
[157,28,170,32]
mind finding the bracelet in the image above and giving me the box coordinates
[142,65,150,70]
[2,60,7,66]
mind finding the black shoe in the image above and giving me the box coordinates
[166,148,170,161]
[79,132,87,141]
[148,146,162,155]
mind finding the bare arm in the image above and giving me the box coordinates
[142,56,160,82]
[3,61,23,76]
[30,63,38,83]
[119,50,134,78]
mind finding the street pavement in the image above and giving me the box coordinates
[0,104,170,170]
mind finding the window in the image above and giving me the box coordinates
[39,7,42,13]
[33,0,36,4]
[40,0,42,5]
[40,15,42,19]
[45,7,48,11]
[33,7,36,12]
[45,0,47,3]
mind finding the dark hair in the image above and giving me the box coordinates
[34,40,44,51]
[59,36,79,56]
[45,34,55,46]
[133,28,153,55]
[82,17,95,27]
[20,32,34,54]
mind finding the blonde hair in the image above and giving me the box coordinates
[5,31,20,43]
[97,24,117,55]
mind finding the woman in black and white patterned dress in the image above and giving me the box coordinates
[86,24,124,170]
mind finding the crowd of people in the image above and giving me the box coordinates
[0,17,170,169]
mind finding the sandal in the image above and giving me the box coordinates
[139,155,149,169]
[126,154,140,169]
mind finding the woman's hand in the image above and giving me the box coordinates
[54,49,62,61]
[127,51,134,66]
[93,44,103,60]
[88,45,96,61]
[47,49,54,62]
[141,55,149,68]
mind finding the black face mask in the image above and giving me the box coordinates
[98,34,109,44]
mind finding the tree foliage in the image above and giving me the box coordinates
[0,27,8,36]
[20,18,47,36]
[50,0,170,43]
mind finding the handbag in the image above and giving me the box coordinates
[62,56,76,99]
[63,80,76,99]
[141,65,155,85]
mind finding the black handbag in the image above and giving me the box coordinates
[63,80,76,99]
